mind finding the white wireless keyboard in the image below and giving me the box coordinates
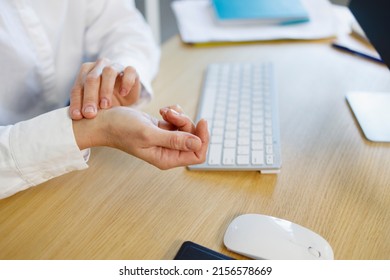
[189,63,281,173]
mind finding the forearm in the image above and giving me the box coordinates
[1,108,89,199]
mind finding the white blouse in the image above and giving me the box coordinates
[0,0,160,199]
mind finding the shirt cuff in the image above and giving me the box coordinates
[10,107,89,187]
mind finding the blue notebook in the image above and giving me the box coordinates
[212,0,309,25]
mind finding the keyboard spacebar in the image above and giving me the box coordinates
[208,144,222,165]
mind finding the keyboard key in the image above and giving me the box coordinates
[252,151,265,165]
[225,131,237,139]
[266,155,274,165]
[252,141,264,150]
[212,127,224,136]
[201,90,217,119]
[211,135,223,144]
[223,148,236,165]
[252,133,263,141]
[238,138,250,146]
[224,139,236,148]
[237,145,249,155]
[213,120,225,128]
[252,126,263,132]
[239,129,250,137]
[237,155,250,165]
[208,144,222,165]
[226,123,237,131]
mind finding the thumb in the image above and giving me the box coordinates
[154,129,202,152]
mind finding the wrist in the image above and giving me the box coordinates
[72,110,110,150]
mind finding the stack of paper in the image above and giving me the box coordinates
[172,0,339,43]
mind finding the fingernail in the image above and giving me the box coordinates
[100,98,109,109]
[169,109,180,115]
[186,138,201,150]
[160,108,169,115]
[120,88,127,96]
[84,106,96,114]
[72,109,81,117]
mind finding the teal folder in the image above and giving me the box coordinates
[212,0,309,25]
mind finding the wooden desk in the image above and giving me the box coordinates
[1,36,390,260]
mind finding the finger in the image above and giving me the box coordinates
[147,113,178,133]
[69,62,95,120]
[170,119,209,165]
[144,120,208,169]
[155,150,204,170]
[160,104,184,114]
[100,64,122,109]
[115,66,141,106]
[159,108,196,133]
[82,58,110,118]
[157,119,176,131]
[194,119,209,161]
[119,75,141,106]
[122,75,141,105]
[119,66,138,97]
[153,129,202,152]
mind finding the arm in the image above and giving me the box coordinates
[0,106,208,199]
[0,108,88,200]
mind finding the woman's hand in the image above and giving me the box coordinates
[69,58,141,120]
[73,105,209,169]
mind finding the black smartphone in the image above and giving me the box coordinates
[174,241,234,260]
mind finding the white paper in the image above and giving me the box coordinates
[172,0,341,43]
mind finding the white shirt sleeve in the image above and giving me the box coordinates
[0,107,88,199]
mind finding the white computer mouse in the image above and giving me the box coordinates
[224,214,334,260]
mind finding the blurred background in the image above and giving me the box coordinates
[135,0,351,44]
